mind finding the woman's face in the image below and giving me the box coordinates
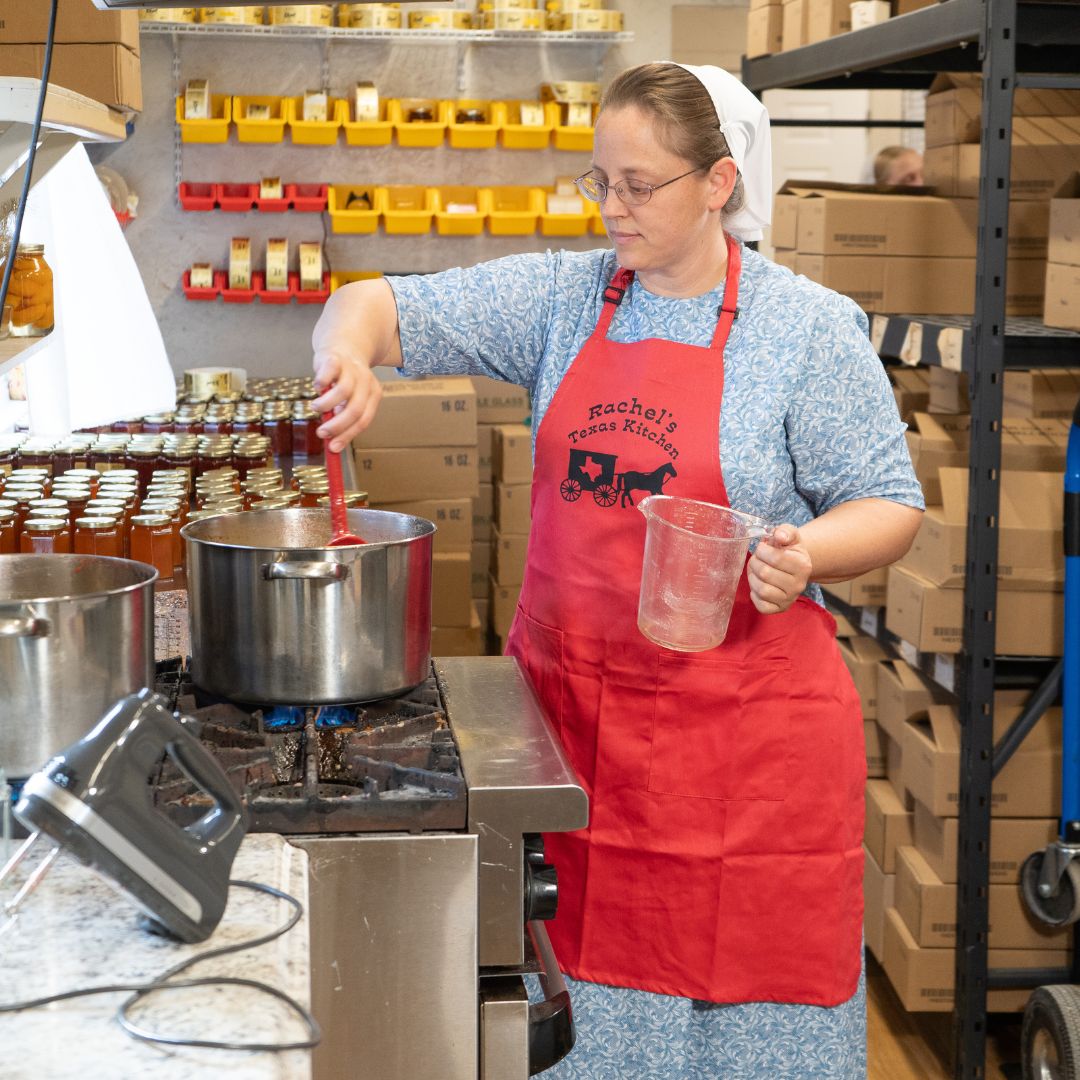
[591,105,732,278]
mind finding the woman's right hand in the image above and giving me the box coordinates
[311,350,383,454]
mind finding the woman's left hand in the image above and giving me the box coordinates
[747,525,812,615]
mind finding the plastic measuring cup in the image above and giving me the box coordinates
[637,495,773,652]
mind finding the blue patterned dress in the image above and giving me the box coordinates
[388,242,922,1079]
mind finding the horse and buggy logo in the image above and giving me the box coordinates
[560,450,677,509]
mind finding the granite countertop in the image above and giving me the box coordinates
[0,833,311,1080]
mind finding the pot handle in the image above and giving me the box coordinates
[0,615,49,638]
[262,561,350,581]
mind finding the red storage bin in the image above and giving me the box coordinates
[256,187,290,213]
[294,271,331,304]
[286,183,329,212]
[216,183,258,212]
[178,182,217,211]
[222,271,261,304]
[181,269,224,301]
[258,272,297,304]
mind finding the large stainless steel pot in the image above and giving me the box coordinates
[0,555,157,777]
[182,508,435,704]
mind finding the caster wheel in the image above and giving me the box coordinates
[1023,985,1080,1080]
[1021,853,1080,927]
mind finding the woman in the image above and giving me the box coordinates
[312,62,923,1079]
[874,144,924,186]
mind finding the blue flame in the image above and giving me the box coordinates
[263,706,305,732]
[316,706,354,729]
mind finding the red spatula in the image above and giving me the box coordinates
[322,409,365,546]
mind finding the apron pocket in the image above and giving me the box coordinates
[647,654,791,801]
[509,606,566,733]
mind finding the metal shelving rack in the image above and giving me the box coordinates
[744,3,1080,1075]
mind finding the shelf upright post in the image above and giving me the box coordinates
[953,0,1017,1074]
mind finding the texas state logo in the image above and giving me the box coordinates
[561,396,680,509]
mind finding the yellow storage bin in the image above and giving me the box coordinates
[286,96,344,146]
[548,100,595,153]
[338,98,394,147]
[497,100,551,150]
[433,186,485,236]
[329,270,384,293]
[389,99,449,148]
[327,186,381,234]
[482,186,544,236]
[175,94,231,144]
[233,95,286,143]
[539,188,594,237]
[447,100,499,150]
[380,185,435,235]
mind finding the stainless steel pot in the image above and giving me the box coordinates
[182,508,435,704]
[0,555,157,777]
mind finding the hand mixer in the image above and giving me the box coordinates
[0,689,246,944]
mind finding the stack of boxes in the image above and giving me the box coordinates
[749,0,933,56]
[489,424,533,653]
[353,377,482,655]
[0,0,142,114]
[471,377,531,651]
[1045,176,1080,330]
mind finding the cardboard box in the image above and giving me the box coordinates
[877,659,952,745]
[886,564,1064,656]
[833,608,859,638]
[838,635,889,719]
[822,568,889,608]
[928,367,968,415]
[781,182,1049,260]
[352,446,479,502]
[432,552,474,628]
[772,191,798,251]
[886,734,909,809]
[901,468,1062,591]
[492,425,532,484]
[772,247,798,271]
[865,779,914,874]
[477,423,497,484]
[1050,177,1080,267]
[474,482,494,540]
[491,527,528,587]
[795,252,1045,316]
[902,701,1062,818]
[924,73,1080,149]
[805,0,850,42]
[1045,262,1080,331]
[671,4,747,70]
[475,596,490,635]
[864,846,895,961]
[0,42,141,112]
[354,378,477,448]
[866,719,886,778]
[746,3,782,58]
[1005,368,1080,418]
[494,482,532,535]
[889,367,931,424]
[0,0,139,51]
[883,907,1066,1013]
[370,497,472,552]
[471,540,491,599]
[895,844,1069,950]
[925,122,1080,201]
[470,376,530,424]
[913,800,1058,885]
[431,605,483,657]
[780,0,805,50]
[491,577,521,639]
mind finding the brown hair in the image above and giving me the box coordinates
[873,145,916,185]
[600,63,745,216]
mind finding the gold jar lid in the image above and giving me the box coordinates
[130,513,172,527]
[0,499,17,510]
[74,516,117,530]
[0,508,15,521]
[28,497,68,509]
[81,507,122,519]
[200,446,233,460]
[24,518,68,531]
[126,446,162,458]
[187,506,241,520]
[316,493,367,508]
[95,468,135,479]
[86,498,126,509]
[16,243,46,256]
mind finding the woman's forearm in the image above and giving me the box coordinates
[799,498,923,584]
[312,278,403,371]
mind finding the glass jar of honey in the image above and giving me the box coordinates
[20,517,71,553]
[290,403,323,461]
[299,480,330,507]
[0,508,15,554]
[129,513,174,583]
[73,516,123,558]
[7,244,54,338]
[262,403,292,458]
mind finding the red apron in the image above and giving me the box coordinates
[505,237,865,1006]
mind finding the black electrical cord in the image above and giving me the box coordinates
[0,879,321,1054]
[0,0,59,325]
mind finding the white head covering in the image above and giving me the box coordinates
[660,62,772,242]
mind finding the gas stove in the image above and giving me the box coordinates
[155,654,588,1080]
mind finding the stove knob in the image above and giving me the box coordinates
[524,861,559,922]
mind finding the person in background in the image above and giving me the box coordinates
[311,61,924,1079]
[874,144,924,186]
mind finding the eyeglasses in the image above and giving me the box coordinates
[574,167,705,207]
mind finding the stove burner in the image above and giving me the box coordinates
[152,660,466,834]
